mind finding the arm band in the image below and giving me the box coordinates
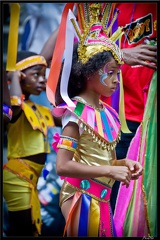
[10,94,25,106]
[57,135,78,152]
[3,103,13,120]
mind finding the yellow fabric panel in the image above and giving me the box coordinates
[3,159,44,235]
[88,198,100,236]
[7,111,50,159]
[22,100,55,136]
[95,109,104,138]
[3,169,31,210]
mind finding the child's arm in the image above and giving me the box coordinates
[7,71,26,119]
[55,121,142,188]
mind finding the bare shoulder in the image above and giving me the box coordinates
[62,121,80,140]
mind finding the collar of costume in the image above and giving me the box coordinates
[22,100,54,136]
[53,99,121,148]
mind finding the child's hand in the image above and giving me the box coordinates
[7,70,26,83]
[123,159,143,180]
[107,165,132,188]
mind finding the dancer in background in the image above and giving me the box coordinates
[3,51,56,236]
[112,4,157,236]
[105,2,157,215]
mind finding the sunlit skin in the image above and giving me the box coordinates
[80,58,122,109]
[97,58,121,96]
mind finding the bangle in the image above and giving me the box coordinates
[3,103,13,120]
[57,135,78,152]
[52,134,78,153]
[10,94,25,106]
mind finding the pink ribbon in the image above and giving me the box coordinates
[52,133,60,152]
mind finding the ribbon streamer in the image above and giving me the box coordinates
[6,3,20,71]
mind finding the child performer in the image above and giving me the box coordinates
[3,51,55,236]
[46,3,143,237]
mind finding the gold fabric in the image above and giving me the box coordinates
[60,130,116,206]
[88,198,100,236]
[3,159,44,235]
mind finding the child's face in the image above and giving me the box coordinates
[90,57,121,97]
[21,64,46,96]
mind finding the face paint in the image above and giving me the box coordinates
[98,63,111,86]
[31,77,37,82]
[98,70,108,86]
[98,63,121,86]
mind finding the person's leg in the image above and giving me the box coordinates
[110,120,140,214]
[61,197,81,236]
[7,209,37,236]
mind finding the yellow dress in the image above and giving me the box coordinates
[3,100,55,235]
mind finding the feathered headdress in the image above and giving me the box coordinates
[47,3,130,133]
[47,3,124,106]
[72,3,124,64]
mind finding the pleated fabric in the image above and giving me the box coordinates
[114,71,157,237]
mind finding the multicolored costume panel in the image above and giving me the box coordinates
[52,97,121,236]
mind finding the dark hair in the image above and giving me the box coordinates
[55,43,114,105]
[17,50,38,63]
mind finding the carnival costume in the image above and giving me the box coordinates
[53,97,121,236]
[109,3,157,237]
[3,54,55,235]
[46,3,125,237]
[114,71,157,237]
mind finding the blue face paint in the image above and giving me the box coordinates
[100,73,108,86]
[98,62,121,86]
[98,65,111,86]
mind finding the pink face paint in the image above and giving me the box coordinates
[98,63,121,86]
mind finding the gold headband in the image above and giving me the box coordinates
[71,3,124,64]
[16,56,47,71]
[78,41,123,65]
